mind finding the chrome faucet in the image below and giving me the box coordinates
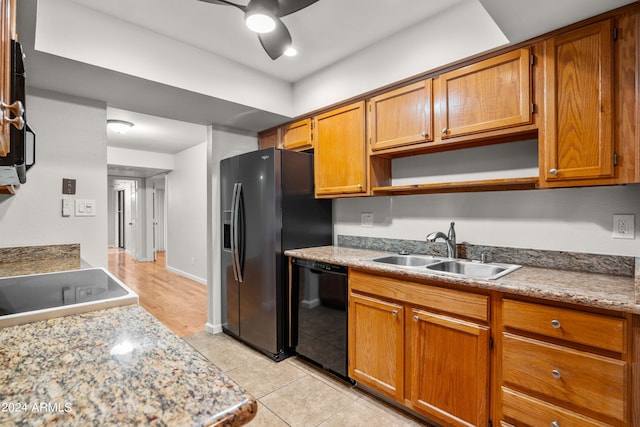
[426,222,457,258]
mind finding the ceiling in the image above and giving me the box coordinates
[17,0,638,165]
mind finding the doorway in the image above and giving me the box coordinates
[116,189,125,248]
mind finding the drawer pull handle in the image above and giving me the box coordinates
[551,369,561,379]
[551,319,561,328]
[551,422,560,427]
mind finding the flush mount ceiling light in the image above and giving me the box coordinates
[107,119,134,134]
[198,0,318,60]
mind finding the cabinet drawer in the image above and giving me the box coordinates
[502,299,626,353]
[502,333,626,421]
[502,387,612,427]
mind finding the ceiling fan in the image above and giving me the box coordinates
[198,0,319,60]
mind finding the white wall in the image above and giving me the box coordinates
[293,0,508,115]
[107,147,175,170]
[335,184,640,257]
[207,128,258,334]
[166,142,208,284]
[0,90,108,267]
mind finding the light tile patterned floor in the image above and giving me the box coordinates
[183,332,432,427]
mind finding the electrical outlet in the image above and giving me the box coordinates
[613,214,635,239]
[361,212,373,228]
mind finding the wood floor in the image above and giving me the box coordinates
[108,248,207,337]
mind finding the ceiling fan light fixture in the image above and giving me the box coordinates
[245,10,276,33]
[107,119,134,134]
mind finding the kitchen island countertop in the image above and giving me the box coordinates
[0,305,257,426]
[286,246,640,315]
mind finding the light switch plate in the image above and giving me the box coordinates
[75,199,96,217]
[613,214,634,239]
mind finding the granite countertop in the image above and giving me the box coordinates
[0,305,257,426]
[285,246,640,315]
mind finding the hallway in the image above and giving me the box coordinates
[108,248,207,337]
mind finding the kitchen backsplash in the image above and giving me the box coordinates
[337,235,635,277]
[0,244,81,277]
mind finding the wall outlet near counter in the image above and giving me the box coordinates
[613,214,634,239]
[361,212,373,227]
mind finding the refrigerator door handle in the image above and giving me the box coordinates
[232,182,244,283]
[230,183,240,282]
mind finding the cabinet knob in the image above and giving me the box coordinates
[441,128,448,134]
[3,114,24,130]
[1,101,25,130]
[391,310,398,316]
[413,315,419,322]
[421,131,428,138]
[551,369,561,379]
[551,422,560,427]
[549,168,558,175]
[551,319,561,329]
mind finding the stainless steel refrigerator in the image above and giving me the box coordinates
[220,147,332,361]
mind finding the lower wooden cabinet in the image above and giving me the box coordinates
[348,270,490,427]
[498,297,631,426]
[409,309,490,427]
[348,293,404,401]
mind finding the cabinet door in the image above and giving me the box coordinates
[258,127,280,150]
[0,0,15,157]
[409,308,490,427]
[314,101,367,197]
[348,293,404,401]
[368,79,433,152]
[281,118,313,151]
[540,19,615,184]
[437,48,532,139]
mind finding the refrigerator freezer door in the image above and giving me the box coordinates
[220,156,240,336]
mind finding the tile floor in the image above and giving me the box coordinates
[183,332,433,427]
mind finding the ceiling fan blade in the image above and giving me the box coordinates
[198,0,246,12]
[276,0,319,17]
[258,17,292,60]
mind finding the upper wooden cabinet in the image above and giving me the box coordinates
[437,48,533,139]
[281,118,313,151]
[258,127,279,150]
[313,101,367,197]
[0,0,16,157]
[367,79,433,153]
[539,19,616,186]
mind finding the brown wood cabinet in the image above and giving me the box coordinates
[313,101,367,197]
[436,48,533,140]
[258,127,279,149]
[539,20,616,186]
[349,270,490,426]
[281,118,313,151]
[0,0,16,157]
[367,80,433,153]
[348,293,404,401]
[409,309,490,427]
[498,297,630,426]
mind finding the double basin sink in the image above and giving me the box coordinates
[366,254,521,280]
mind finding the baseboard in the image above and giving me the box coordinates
[166,265,207,285]
[206,322,222,334]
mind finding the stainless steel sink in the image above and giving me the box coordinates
[368,255,439,267]
[426,260,521,280]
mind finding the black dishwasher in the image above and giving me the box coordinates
[290,258,349,380]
